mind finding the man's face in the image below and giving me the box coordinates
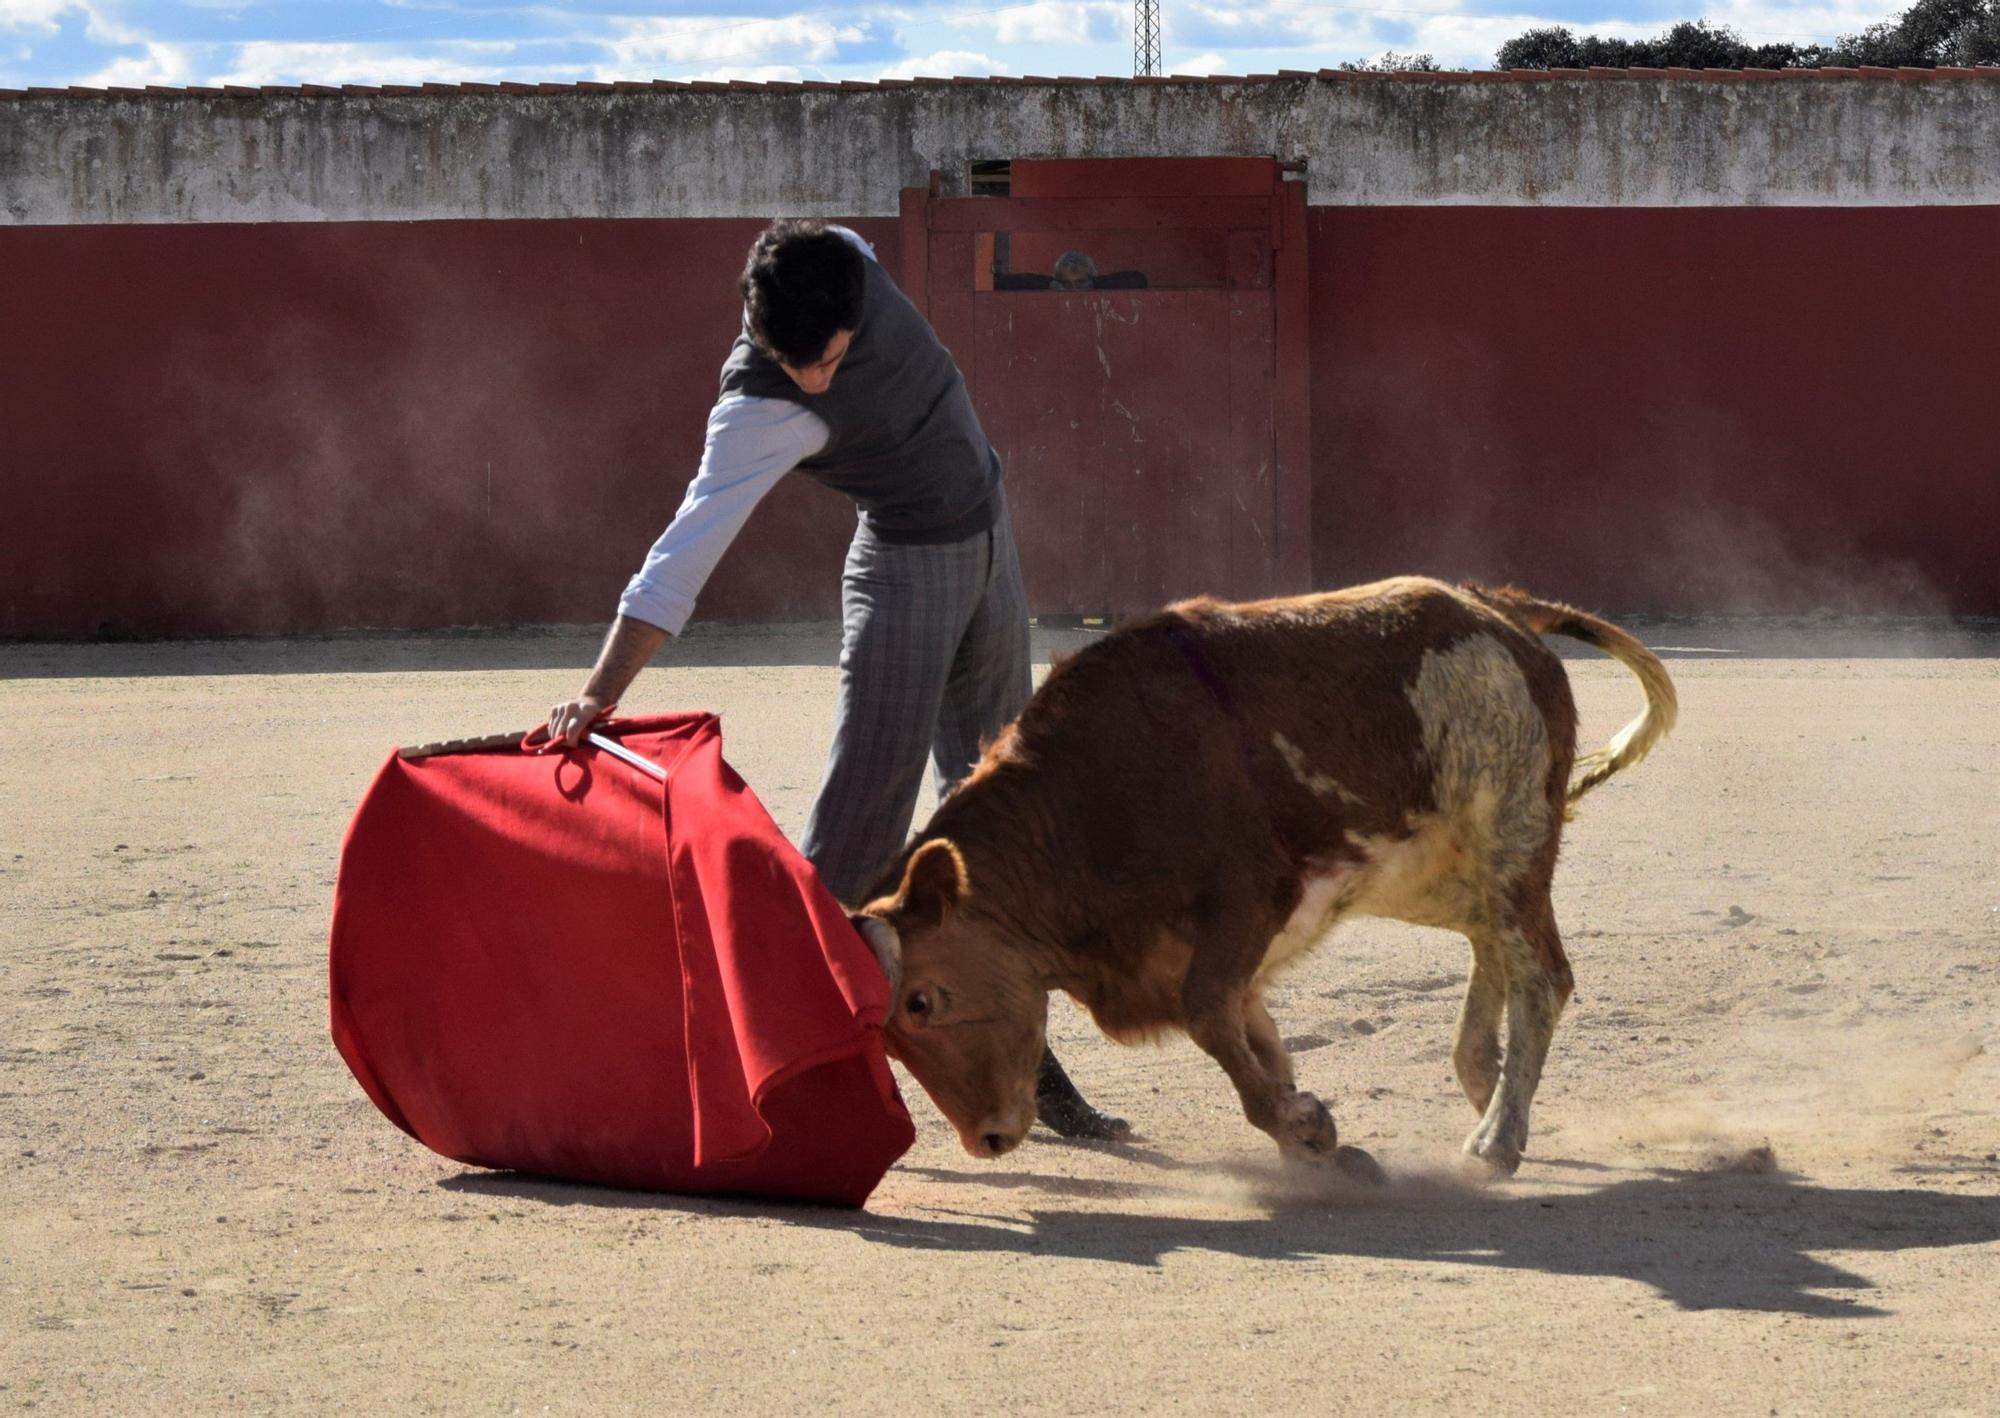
[1052,266,1093,291]
[780,329,854,395]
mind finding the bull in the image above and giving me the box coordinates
[851,576,1677,1178]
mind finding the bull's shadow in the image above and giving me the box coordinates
[443,1159,2000,1320]
[826,1165,2000,1319]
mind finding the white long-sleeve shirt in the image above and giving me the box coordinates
[617,227,874,637]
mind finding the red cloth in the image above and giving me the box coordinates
[328,713,913,1208]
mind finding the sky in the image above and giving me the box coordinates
[0,0,1898,91]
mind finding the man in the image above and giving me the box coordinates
[1050,251,1097,290]
[545,220,1125,1141]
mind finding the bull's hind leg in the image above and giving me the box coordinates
[1463,897,1575,1174]
[1452,934,1506,1114]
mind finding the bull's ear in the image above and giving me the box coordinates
[896,839,967,928]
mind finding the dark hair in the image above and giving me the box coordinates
[740,220,866,367]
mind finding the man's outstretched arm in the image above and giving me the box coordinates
[547,614,671,746]
[541,394,831,745]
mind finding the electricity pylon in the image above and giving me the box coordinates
[1135,0,1161,75]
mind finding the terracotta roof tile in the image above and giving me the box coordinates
[5,68,1998,102]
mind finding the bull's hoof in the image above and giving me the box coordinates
[1334,1144,1388,1187]
[1461,1133,1523,1177]
[1278,1090,1338,1155]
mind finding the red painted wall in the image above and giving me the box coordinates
[1308,206,2000,615]
[0,216,898,636]
[6,204,1997,635]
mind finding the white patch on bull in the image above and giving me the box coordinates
[1270,732,1367,807]
[1257,866,1363,985]
[1252,633,1557,986]
[1404,633,1554,908]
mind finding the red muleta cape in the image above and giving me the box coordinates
[328,713,914,1208]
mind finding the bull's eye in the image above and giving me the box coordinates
[905,990,931,1020]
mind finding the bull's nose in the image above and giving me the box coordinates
[968,1106,1031,1158]
[968,1126,1023,1158]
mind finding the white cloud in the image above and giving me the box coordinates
[78,37,195,86]
[212,39,529,87]
[659,63,808,83]
[605,15,862,70]
[1165,50,1234,75]
[980,1,1123,46]
[872,47,1006,79]
[0,0,77,32]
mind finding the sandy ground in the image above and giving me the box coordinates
[2,621,1997,1416]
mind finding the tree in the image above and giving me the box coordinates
[1495,19,1807,70]
[1338,51,1442,72]
[1814,0,2000,64]
[1494,0,2000,69]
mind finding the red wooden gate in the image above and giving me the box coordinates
[902,158,1311,617]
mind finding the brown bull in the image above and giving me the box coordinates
[852,576,1676,1177]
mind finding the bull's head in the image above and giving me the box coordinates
[853,839,1046,1158]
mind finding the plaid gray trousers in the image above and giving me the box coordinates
[798,491,1031,906]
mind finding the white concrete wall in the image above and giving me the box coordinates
[5,73,1999,225]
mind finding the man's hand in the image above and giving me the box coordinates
[547,694,613,748]
[545,615,672,747]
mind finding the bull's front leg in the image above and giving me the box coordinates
[1242,994,1297,1089]
[1180,911,1385,1184]
[1184,980,1337,1158]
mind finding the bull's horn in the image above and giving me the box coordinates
[852,914,903,1001]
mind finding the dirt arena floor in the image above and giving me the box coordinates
[3,619,1996,1416]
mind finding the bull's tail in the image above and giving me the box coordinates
[1474,586,1679,807]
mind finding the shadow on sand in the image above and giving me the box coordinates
[441,1154,2000,1320]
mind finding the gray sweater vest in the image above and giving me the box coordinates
[718,256,1000,544]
